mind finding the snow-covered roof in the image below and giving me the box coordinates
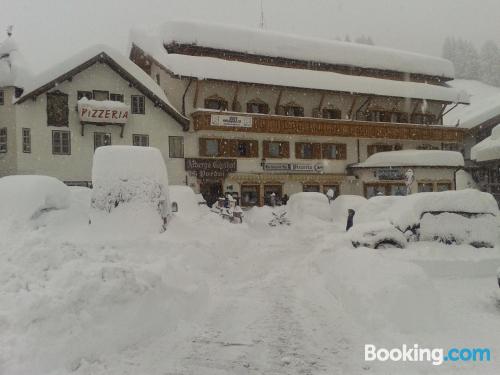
[353,150,465,168]
[160,20,455,79]
[0,36,31,88]
[15,44,188,127]
[130,31,469,104]
[445,80,500,129]
[471,124,500,162]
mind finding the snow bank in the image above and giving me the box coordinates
[330,195,367,225]
[287,192,331,222]
[0,175,70,227]
[455,169,479,190]
[160,20,455,78]
[356,189,499,232]
[354,149,464,168]
[471,124,500,162]
[326,249,441,333]
[349,221,407,249]
[91,146,170,233]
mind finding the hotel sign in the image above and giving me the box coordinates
[376,168,404,180]
[78,100,129,124]
[210,114,252,128]
[185,158,237,179]
[264,163,324,173]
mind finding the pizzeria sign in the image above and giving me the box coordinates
[78,99,129,124]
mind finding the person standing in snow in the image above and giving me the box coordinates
[346,209,355,231]
[270,192,276,207]
[282,194,289,205]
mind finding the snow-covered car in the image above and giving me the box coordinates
[354,189,499,248]
[287,192,331,222]
[169,185,208,218]
[349,221,407,249]
[91,146,172,231]
[330,194,368,225]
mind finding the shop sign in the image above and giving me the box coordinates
[210,114,253,128]
[376,168,404,180]
[78,99,129,124]
[264,163,324,173]
[185,158,237,178]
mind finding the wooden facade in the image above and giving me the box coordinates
[192,111,465,143]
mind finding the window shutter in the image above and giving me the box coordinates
[47,92,68,127]
[263,141,270,158]
[337,144,347,160]
[249,140,259,157]
[281,142,290,158]
[199,138,207,156]
[222,139,237,157]
[295,142,302,158]
[313,143,322,159]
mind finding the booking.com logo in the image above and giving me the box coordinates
[365,344,491,366]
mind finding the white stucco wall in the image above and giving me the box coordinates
[0,87,18,177]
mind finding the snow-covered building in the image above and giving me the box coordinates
[130,20,468,204]
[471,124,500,202]
[1,44,189,184]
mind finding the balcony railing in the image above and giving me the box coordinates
[192,110,465,143]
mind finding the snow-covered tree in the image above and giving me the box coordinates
[442,37,480,80]
[479,40,500,86]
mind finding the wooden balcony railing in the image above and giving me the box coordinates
[192,110,465,143]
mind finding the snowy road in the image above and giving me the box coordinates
[1,200,500,374]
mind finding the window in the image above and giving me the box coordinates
[418,182,434,193]
[303,184,320,192]
[241,185,260,207]
[437,182,452,192]
[94,132,111,150]
[412,114,435,125]
[77,91,93,100]
[264,141,289,158]
[247,100,269,114]
[322,108,341,119]
[110,93,124,102]
[417,144,439,150]
[0,90,4,105]
[284,105,304,117]
[200,138,258,157]
[236,139,258,157]
[322,143,347,160]
[52,130,71,155]
[442,143,460,151]
[367,144,393,157]
[47,92,69,127]
[133,134,149,147]
[0,128,6,153]
[22,128,31,153]
[201,139,220,157]
[296,142,321,159]
[264,185,282,206]
[365,183,405,198]
[205,96,228,111]
[390,112,408,123]
[368,110,390,122]
[169,136,184,158]
[131,95,145,114]
[93,90,109,101]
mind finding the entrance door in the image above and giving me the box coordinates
[200,181,223,207]
[264,184,282,206]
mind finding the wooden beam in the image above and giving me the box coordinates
[193,79,201,109]
[317,92,326,112]
[348,97,358,120]
[274,89,283,114]
[411,100,422,116]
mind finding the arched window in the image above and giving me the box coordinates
[204,95,228,111]
[246,98,269,114]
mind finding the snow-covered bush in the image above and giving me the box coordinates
[330,194,367,224]
[91,146,171,231]
[0,175,70,226]
[287,192,331,222]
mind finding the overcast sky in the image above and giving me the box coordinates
[1,0,500,74]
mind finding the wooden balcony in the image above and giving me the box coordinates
[192,111,465,143]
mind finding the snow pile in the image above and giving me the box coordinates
[130,28,467,104]
[445,79,500,128]
[160,20,455,78]
[0,175,70,230]
[354,150,464,168]
[419,212,498,247]
[326,248,441,333]
[471,123,500,162]
[0,36,31,88]
[349,221,407,249]
[455,169,479,190]
[91,146,170,233]
[355,189,499,233]
[169,185,205,218]
[287,192,331,222]
[330,195,367,225]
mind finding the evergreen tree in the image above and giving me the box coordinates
[480,40,500,86]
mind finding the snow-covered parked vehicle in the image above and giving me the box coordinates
[91,146,172,231]
[287,192,331,222]
[349,221,407,249]
[353,189,499,248]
